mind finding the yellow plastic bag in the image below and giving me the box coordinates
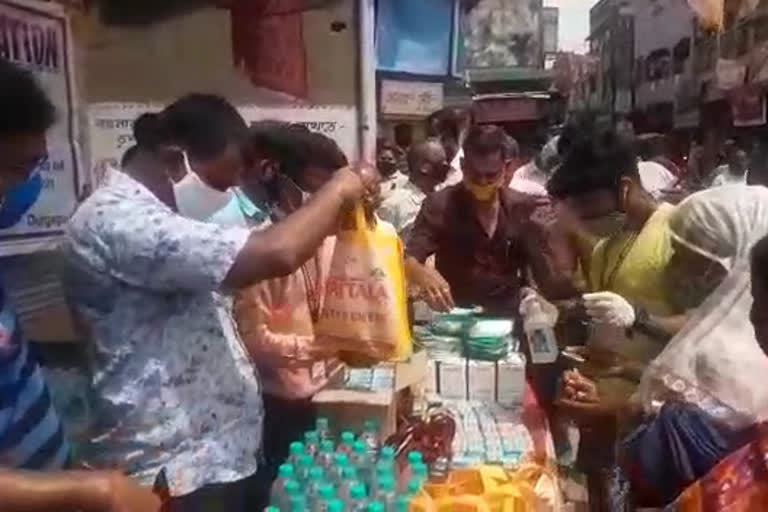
[317,206,412,361]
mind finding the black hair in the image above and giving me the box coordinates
[133,94,247,161]
[462,124,507,159]
[558,112,596,158]
[752,234,768,292]
[248,123,345,182]
[0,59,56,138]
[427,107,470,141]
[377,138,398,155]
[120,145,140,168]
[547,129,639,199]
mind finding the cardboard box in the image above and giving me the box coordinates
[468,360,495,402]
[312,388,398,439]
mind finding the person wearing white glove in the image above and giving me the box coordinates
[583,291,636,327]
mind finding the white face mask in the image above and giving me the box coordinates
[172,151,234,221]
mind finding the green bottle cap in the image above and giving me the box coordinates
[289,494,307,511]
[278,464,295,479]
[341,431,355,444]
[341,465,358,480]
[407,479,422,495]
[309,466,324,481]
[318,482,336,499]
[364,419,378,432]
[265,507,281,512]
[316,417,329,429]
[396,495,411,509]
[350,482,367,500]
[320,439,335,453]
[407,451,423,464]
[285,479,302,495]
[380,445,395,459]
[304,430,319,443]
[298,454,313,467]
[367,502,385,512]
[289,441,305,456]
[377,475,395,492]
[375,461,393,475]
[353,440,367,453]
[327,499,345,512]
[413,462,428,479]
[334,453,349,466]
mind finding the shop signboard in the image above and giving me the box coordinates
[379,80,444,118]
[0,0,81,256]
[88,103,359,190]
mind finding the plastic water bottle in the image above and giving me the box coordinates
[289,441,306,466]
[379,446,396,470]
[305,430,320,457]
[317,440,336,470]
[338,465,358,501]
[406,479,422,497]
[329,452,349,485]
[373,475,396,510]
[361,420,380,454]
[351,440,372,487]
[367,501,385,512]
[347,481,369,512]
[372,461,395,497]
[313,482,336,512]
[327,499,345,512]
[274,479,301,510]
[316,416,331,441]
[411,462,428,486]
[398,451,423,492]
[339,431,356,455]
[305,466,325,507]
[270,465,295,507]
[297,454,315,483]
[521,296,559,364]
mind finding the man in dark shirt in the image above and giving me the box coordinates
[405,125,575,316]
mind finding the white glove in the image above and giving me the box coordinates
[582,291,635,327]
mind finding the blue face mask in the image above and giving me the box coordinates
[0,173,43,229]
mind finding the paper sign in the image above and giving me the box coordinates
[87,103,359,191]
[0,0,81,256]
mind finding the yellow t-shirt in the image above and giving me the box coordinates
[589,203,677,316]
[587,203,678,400]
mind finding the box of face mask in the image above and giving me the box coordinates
[467,360,496,402]
[496,352,527,406]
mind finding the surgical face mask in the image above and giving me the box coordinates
[173,151,234,221]
[463,175,503,202]
[271,174,310,219]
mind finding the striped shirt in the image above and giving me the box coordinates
[0,284,69,469]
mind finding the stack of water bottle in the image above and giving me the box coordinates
[268,418,431,511]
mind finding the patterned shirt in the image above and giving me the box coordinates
[0,284,69,470]
[64,171,262,495]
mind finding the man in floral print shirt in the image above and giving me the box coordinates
[64,95,376,510]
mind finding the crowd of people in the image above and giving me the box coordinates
[4,53,768,511]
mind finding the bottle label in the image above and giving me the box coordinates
[527,328,558,364]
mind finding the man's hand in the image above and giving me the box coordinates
[556,369,619,424]
[333,163,381,204]
[407,261,455,312]
[102,472,162,512]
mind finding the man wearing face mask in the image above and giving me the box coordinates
[64,94,377,510]
[378,138,449,239]
[234,125,348,490]
[405,125,576,316]
[376,138,407,201]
